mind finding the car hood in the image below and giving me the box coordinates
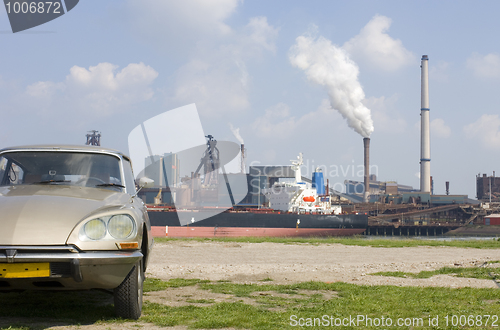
[0,185,130,245]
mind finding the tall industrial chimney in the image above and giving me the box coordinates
[240,144,245,174]
[420,55,431,193]
[363,137,370,203]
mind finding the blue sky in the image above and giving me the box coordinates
[1,0,500,198]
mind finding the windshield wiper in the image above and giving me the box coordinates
[96,183,125,188]
[32,180,70,184]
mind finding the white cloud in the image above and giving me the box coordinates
[252,99,343,139]
[126,0,240,53]
[172,17,279,117]
[173,59,250,116]
[25,62,158,116]
[414,117,451,139]
[26,81,61,99]
[430,118,451,138]
[363,95,406,133]
[125,1,278,118]
[429,61,451,82]
[66,62,158,102]
[243,16,279,55]
[219,16,279,60]
[252,102,296,138]
[464,114,500,148]
[466,52,500,78]
[342,15,416,71]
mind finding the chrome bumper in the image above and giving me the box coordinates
[0,245,142,264]
[0,245,143,289]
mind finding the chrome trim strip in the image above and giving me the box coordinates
[0,245,80,252]
[0,250,142,265]
[0,146,127,159]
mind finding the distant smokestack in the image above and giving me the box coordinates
[240,144,245,174]
[445,181,449,195]
[420,55,431,193]
[363,137,370,203]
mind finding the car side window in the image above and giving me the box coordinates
[0,156,7,185]
[123,159,136,195]
[9,162,24,185]
[0,157,25,186]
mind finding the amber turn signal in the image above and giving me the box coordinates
[117,242,139,249]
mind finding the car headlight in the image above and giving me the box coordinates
[108,214,134,239]
[79,214,136,241]
[84,219,106,240]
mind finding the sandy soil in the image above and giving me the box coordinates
[147,240,500,288]
[2,240,499,330]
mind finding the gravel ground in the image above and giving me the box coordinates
[147,240,500,288]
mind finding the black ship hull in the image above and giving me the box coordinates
[148,210,368,229]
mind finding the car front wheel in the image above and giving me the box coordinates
[113,260,143,319]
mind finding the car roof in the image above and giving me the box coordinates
[0,145,130,160]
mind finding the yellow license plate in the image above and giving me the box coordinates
[0,263,50,278]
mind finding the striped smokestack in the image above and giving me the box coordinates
[420,55,431,193]
[363,137,370,203]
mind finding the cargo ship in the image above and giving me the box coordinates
[147,153,367,238]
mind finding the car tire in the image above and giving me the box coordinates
[113,260,143,319]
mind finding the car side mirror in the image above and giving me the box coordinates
[132,177,154,199]
[138,177,154,188]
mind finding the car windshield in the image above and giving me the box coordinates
[0,151,124,190]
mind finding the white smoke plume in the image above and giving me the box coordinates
[229,123,244,144]
[289,34,374,137]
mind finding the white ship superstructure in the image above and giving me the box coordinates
[265,153,341,215]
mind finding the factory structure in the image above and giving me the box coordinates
[476,172,500,202]
[138,139,487,235]
[89,55,500,236]
[137,55,470,210]
[85,130,101,146]
[144,153,180,189]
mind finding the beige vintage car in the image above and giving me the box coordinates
[0,145,154,319]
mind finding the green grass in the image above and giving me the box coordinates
[2,278,499,329]
[154,236,500,248]
[141,280,500,329]
[144,277,210,292]
[372,266,500,280]
[144,301,284,329]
